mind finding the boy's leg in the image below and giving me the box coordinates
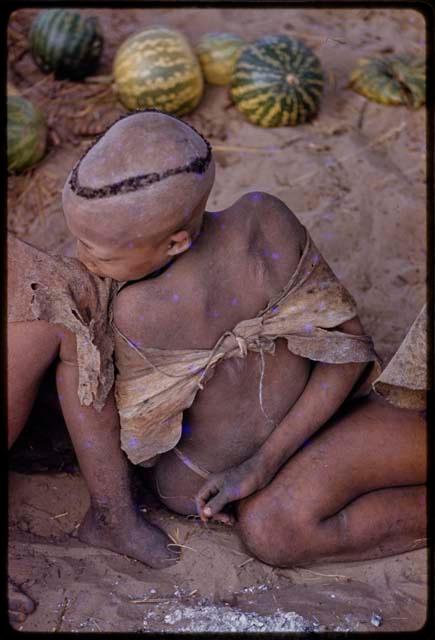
[56,358,179,568]
[237,395,427,566]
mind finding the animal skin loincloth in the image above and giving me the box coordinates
[114,228,382,466]
[8,233,120,411]
[373,304,427,410]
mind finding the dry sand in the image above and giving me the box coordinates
[8,7,428,633]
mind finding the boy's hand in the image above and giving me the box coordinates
[195,456,271,522]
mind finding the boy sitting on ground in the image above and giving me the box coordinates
[62,111,414,566]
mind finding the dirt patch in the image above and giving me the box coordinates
[8,7,427,633]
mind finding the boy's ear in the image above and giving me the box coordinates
[167,230,192,256]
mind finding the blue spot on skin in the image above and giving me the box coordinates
[303,322,314,333]
[320,382,330,390]
[209,310,220,319]
[312,254,320,266]
[127,241,134,249]
[83,439,93,449]
[210,211,220,219]
[263,248,270,257]
[249,192,263,202]
[322,231,334,241]
[231,297,239,306]
[172,293,180,303]
[128,437,140,449]
[272,252,280,260]
[271,305,279,314]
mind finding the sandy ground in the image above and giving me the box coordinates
[8,7,428,633]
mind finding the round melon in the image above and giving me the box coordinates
[8,96,47,173]
[113,27,204,115]
[349,55,425,108]
[231,35,324,127]
[196,32,245,85]
[30,9,103,80]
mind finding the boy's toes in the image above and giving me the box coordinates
[8,578,36,623]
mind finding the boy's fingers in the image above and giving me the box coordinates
[195,477,223,514]
[202,491,230,518]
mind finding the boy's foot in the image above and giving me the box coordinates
[77,506,180,568]
[8,578,36,624]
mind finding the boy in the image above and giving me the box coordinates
[62,111,409,564]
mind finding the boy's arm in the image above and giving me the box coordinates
[196,316,370,520]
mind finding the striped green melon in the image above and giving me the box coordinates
[349,55,425,108]
[30,9,103,80]
[196,32,245,85]
[7,96,47,173]
[113,27,204,115]
[231,35,324,127]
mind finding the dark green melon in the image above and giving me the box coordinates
[230,35,324,127]
[349,55,425,108]
[8,96,47,173]
[30,9,103,80]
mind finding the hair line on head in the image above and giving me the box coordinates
[69,108,212,200]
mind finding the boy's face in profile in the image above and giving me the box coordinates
[65,205,174,282]
[64,192,208,282]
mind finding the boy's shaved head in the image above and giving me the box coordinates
[63,110,215,247]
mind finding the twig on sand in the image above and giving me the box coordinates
[168,542,198,553]
[238,557,254,568]
[357,101,368,130]
[53,596,69,632]
[212,139,303,154]
[130,598,170,604]
[297,568,349,580]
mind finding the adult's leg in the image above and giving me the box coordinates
[237,394,427,566]
[7,321,61,448]
[8,321,61,623]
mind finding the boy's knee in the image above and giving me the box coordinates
[237,492,314,567]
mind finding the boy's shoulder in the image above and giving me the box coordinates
[229,191,304,240]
